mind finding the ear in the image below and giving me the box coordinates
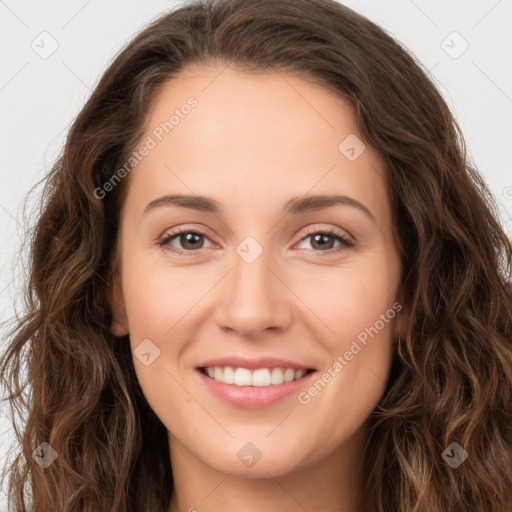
[108,272,129,337]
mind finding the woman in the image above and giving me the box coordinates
[1,0,511,510]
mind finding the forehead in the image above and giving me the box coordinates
[124,64,390,222]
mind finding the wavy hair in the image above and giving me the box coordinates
[1,0,511,510]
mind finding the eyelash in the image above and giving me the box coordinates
[157,226,354,256]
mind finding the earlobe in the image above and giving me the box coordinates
[111,311,129,337]
[108,277,129,337]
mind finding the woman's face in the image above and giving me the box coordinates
[110,63,404,478]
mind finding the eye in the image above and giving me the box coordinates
[157,229,214,254]
[157,226,354,256]
[296,228,354,254]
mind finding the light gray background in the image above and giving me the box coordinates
[1,0,511,509]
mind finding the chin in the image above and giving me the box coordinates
[199,438,310,478]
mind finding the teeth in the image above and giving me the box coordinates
[270,368,284,385]
[223,366,235,384]
[234,367,252,386]
[203,366,309,386]
[283,368,295,383]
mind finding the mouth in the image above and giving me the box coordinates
[195,363,318,409]
[198,366,316,387]
[194,355,318,408]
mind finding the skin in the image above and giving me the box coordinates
[109,63,406,512]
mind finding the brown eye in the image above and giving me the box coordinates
[158,230,213,254]
[309,233,337,250]
[177,232,205,250]
[297,228,354,253]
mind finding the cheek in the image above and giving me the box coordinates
[297,258,399,346]
[121,252,207,342]
[120,254,203,419]
[292,264,398,436]
[293,255,400,413]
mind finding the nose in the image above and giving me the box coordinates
[213,244,293,338]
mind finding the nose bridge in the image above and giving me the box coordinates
[215,235,291,335]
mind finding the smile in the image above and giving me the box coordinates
[199,366,315,387]
[196,365,317,409]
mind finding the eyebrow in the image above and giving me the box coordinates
[142,193,376,222]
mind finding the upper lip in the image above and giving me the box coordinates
[197,356,315,371]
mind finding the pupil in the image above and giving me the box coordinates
[313,234,333,250]
[183,233,202,249]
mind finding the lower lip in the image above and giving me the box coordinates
[196,369,316,409]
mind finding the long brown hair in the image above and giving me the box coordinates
[1,0,511,510]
